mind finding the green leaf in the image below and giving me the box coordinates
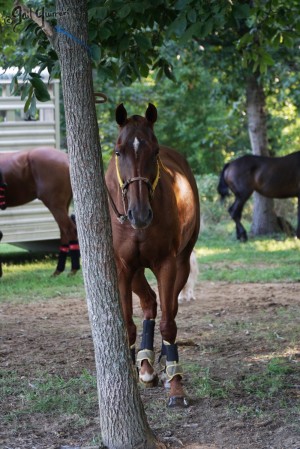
[29,94,37,117]
[140,64,149,78]
[155,67,164,82]
[20,82,31,101]
[24,86,33,113]
[233,4,251,20]
[88,25,98,41]
[98,27,111,40]
[29,77,50,102]
[117,4,131,18]
[10,75,18,95]
[236,32,253,50]
[187,8,197,23]
[180,22,202,43]
[134,34,152,50]
[90,44,102,63]
[167,14,187,37]
[175,0,191,10]
[118,35,130,53]
[88,6,108,20]
[29,72,41,78]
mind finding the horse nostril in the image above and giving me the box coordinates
[128,209,134,221]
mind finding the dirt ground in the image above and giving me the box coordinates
[1,282,300,449]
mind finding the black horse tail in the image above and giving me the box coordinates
[217,163,230,202]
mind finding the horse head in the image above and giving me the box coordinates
[115,103,160,229]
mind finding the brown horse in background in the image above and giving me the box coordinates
[0,167,4,277]
[0,147,80,275]
[106,103,200,407]
[218,151,300,241]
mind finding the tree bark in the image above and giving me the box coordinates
[246,73,281,236]
[54,1,162,448]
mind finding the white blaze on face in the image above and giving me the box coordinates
[133,137,140,156]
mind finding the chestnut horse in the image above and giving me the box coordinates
[106,104,200,407]
[218,151,300,241]
[0,167,4,277]
[0,147,80,275]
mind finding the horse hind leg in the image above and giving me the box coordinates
[228,197,248,242]
[68,214,80,275]
[0,231,3,278]
[132,269,159,387]
[50,210,79,276]
[178,250,198,303]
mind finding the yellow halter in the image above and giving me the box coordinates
[115,155,161,196]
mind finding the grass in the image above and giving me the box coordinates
[196,223,300,282]
[1,221,300,302]
[0,244,85,303]
[1,226,300,446]
[186,365,235,399]
[1,369,98,422]
[242,358,294,399]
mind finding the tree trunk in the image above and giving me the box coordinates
[54,1,161,448]
[246,73,281,236]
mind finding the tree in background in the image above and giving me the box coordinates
[164,0,300,235]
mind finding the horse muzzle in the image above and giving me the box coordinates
[127,205,153,229]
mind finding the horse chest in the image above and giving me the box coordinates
[113,225,174,266]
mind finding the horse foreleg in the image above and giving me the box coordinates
[132,269,158,387]
[118,268,137,366]
[155,257,188,407]
[297,196,300,239]
[228,197,248,242]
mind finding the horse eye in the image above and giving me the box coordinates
[155,147,159,155]
[115,151,120,157]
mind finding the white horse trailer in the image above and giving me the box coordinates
[0,70,62,251]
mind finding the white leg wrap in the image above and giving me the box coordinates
[165,361,183,382]
[136,349,155,369]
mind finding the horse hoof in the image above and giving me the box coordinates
[68,269,78,277]
[51,270,62,277]
[139,374,159,388]
[167,395,189,408]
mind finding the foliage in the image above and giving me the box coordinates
[1,1,300,116]
[1,1,300,170]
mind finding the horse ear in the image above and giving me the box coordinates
[116,103,128,126]
[145,103,157,125]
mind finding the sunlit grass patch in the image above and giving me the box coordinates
[0,259,85,303]
[195,228,300,282]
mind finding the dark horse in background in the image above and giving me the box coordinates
[218,151,300,241]
[106,103,200,407]
[0,147,80,275]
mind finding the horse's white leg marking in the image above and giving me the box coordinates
[178,251,199,303]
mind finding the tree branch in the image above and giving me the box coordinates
[14,0,55,41]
